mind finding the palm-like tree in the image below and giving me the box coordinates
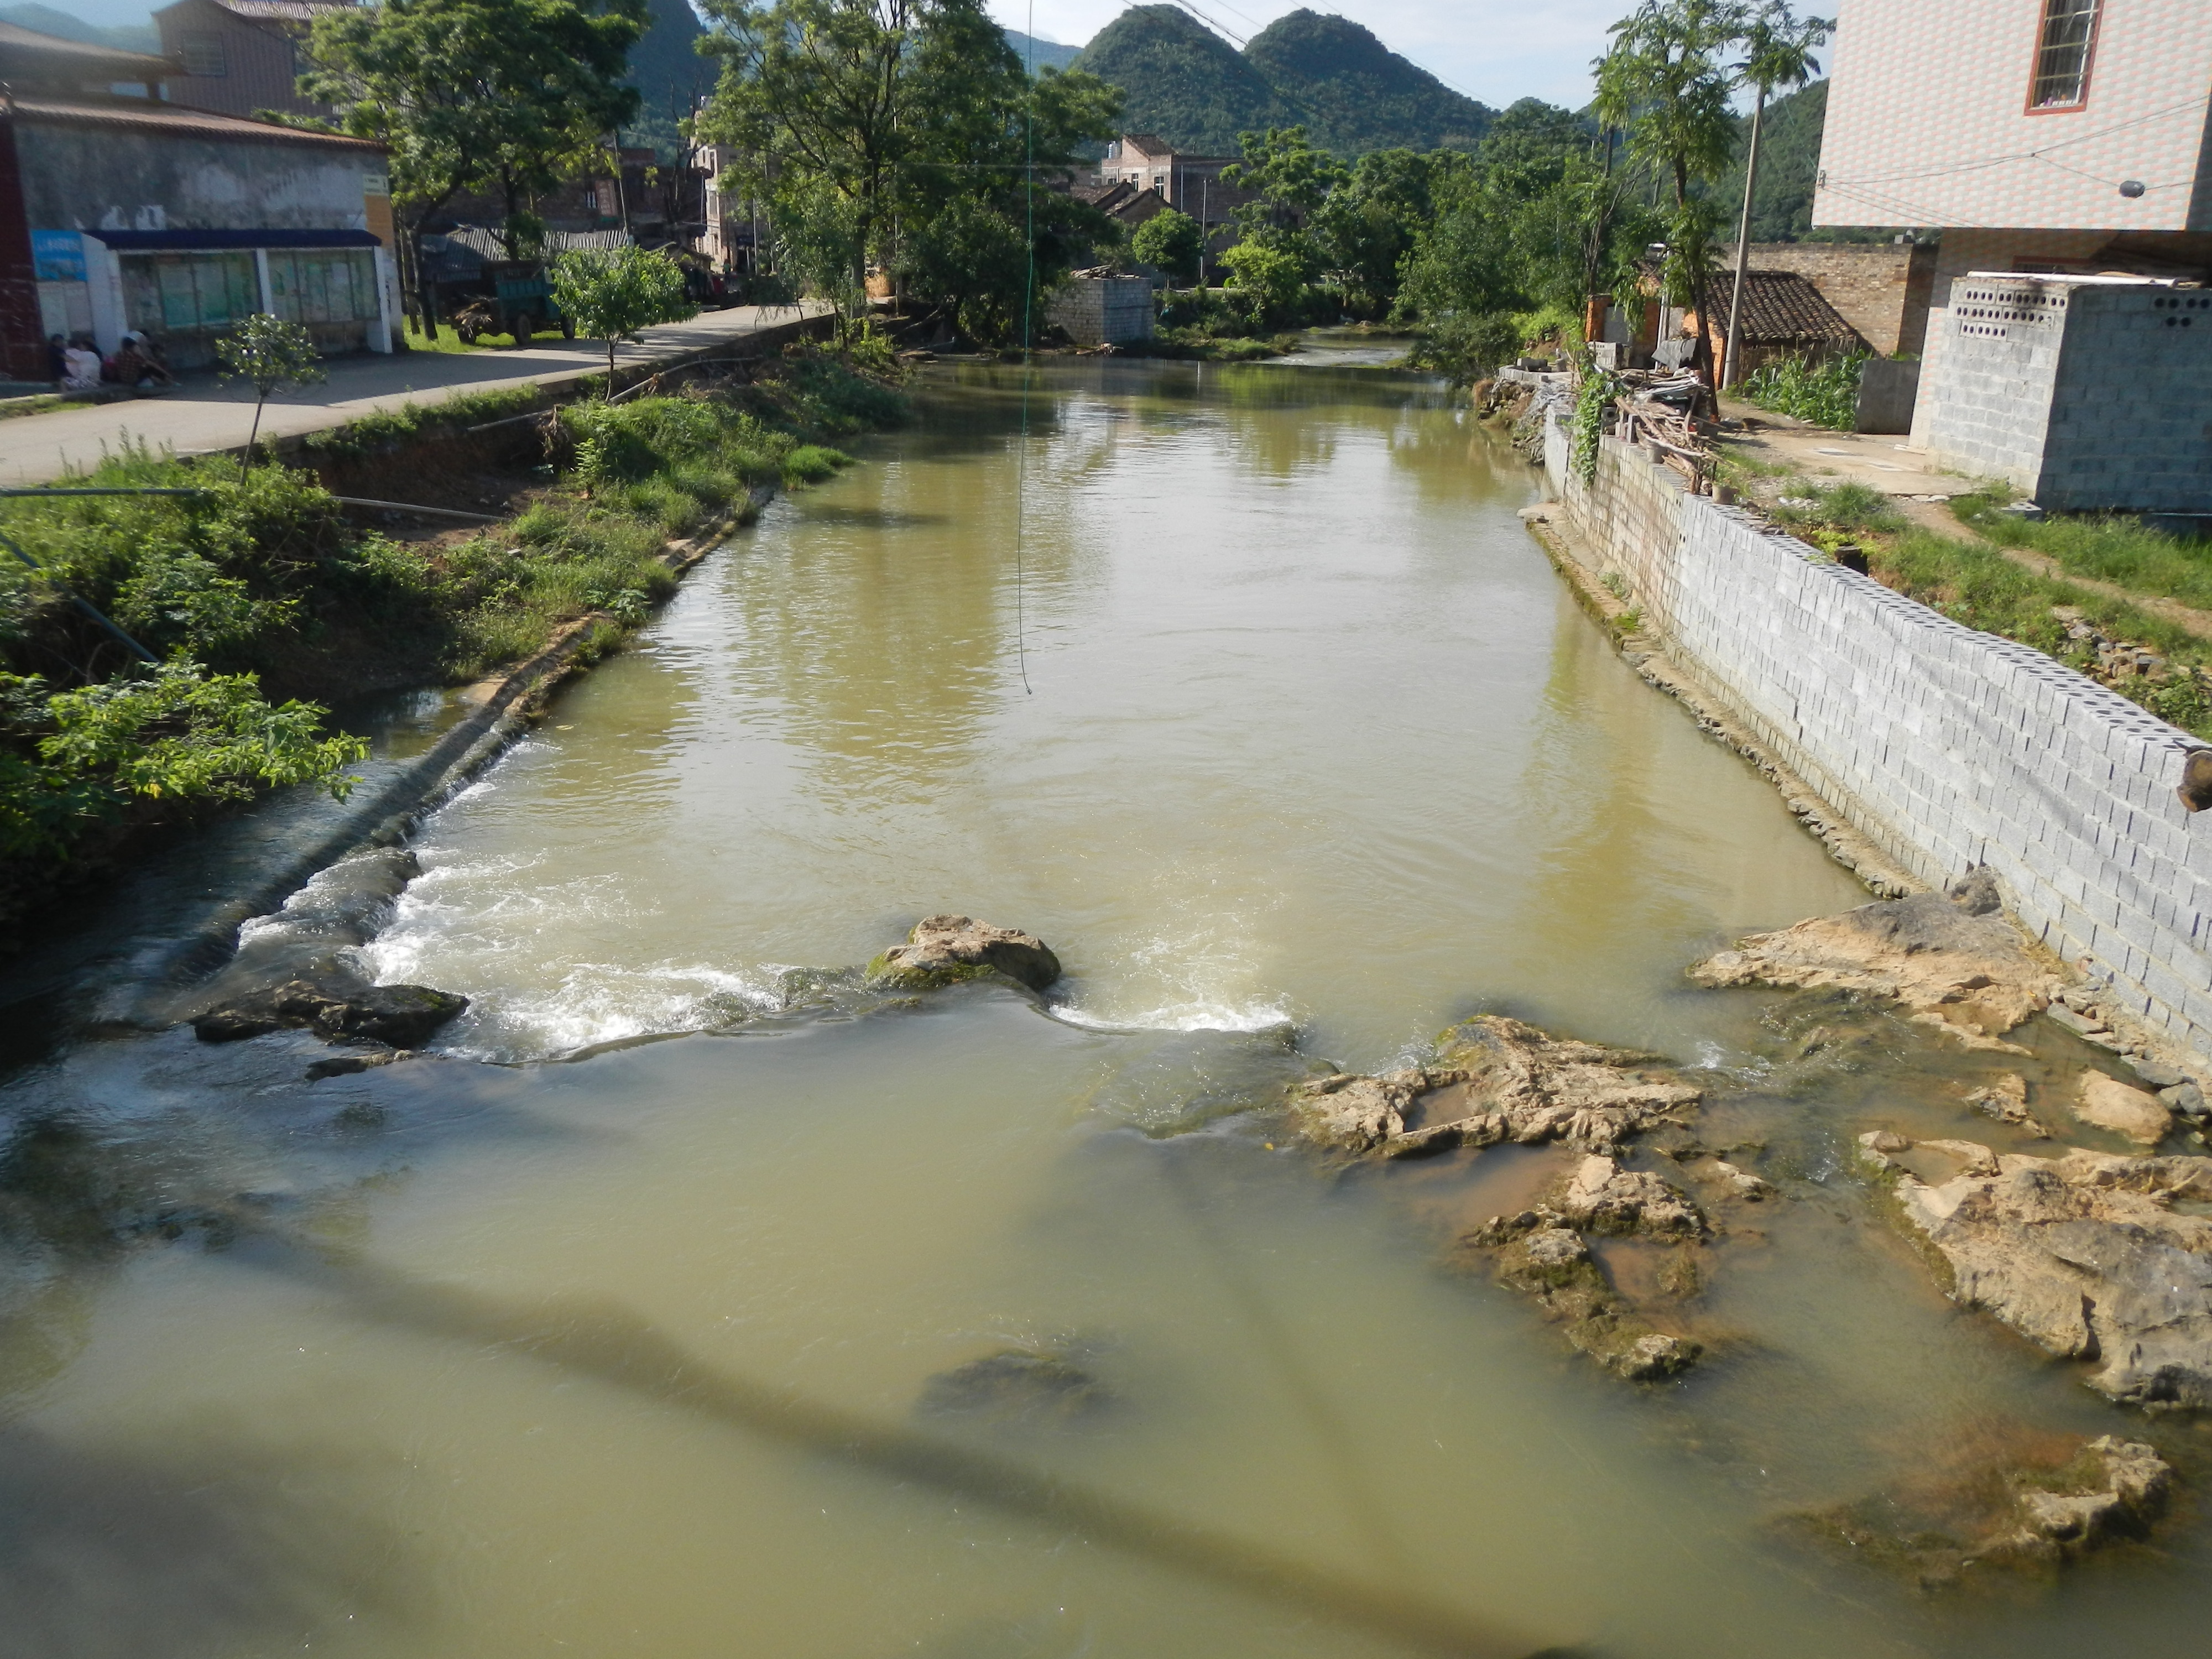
[1721,4,1832,390]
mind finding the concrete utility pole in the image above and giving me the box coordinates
[1721,87,1765,391]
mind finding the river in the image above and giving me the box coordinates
[2,358,2207,1658]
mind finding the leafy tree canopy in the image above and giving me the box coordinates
[305,0,647,268]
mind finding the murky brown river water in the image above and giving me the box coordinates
[4,359,2211,1658]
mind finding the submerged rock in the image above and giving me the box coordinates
[1786,1433,2172,1587]
[916,1349,1106,1425]
[1965,1072,2049,1137]
[2070,1071,2173,1146]
[865,915,1062,993]
[1859,1132,2212,1407]
[190,962,467,1049]
[1291,1015,1701,1157]
[1558,1154,1705,1235]
[1459,1204,1702,1381]
[1691,869,2063,1046]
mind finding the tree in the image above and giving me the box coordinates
[698,0,1118,345]
[549,246,699,387]
[1310,148,1451,317]
[1594,0,1750,384]
[1131,207,1203,287]
[303,0,648,324]
[1721,3,1830,387]
[1216,239,1306,325]
[215,315,326,466]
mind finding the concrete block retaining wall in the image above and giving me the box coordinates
[1542,413,2212,1055]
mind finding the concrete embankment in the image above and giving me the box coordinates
[1528,410,2212,1061]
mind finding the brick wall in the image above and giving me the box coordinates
[1721,240,1937,356]
[1045,275,1154,346]
[1920,274,2212,512]
[1543,413,2212,1055]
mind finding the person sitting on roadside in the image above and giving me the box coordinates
[61,337,102,389]
[45,333,66,385]
[108,334,149,388]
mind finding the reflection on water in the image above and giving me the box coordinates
[4,359,2210,1659]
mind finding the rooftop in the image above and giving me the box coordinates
[0,19,174,80]
[1733,270,1870,348]
[12,94,384,150]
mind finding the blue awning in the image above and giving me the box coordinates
[80,229,383,252]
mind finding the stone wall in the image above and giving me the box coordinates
[1542,412,2212,1056]
[1721,240,1937,356]
[1046,275,1154,346]
[1919,274,2212,513]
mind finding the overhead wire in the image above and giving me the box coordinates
[1013,0,1036,696]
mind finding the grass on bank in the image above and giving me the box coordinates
[1745,478,2212,737]
[0,348,900,915]
[1948,492,2212,609]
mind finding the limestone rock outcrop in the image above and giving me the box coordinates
[866,915,1062,993]
[1859,1132,2212,1407]
[1291,1015,1701,1157]
[1691,869,2063,1045]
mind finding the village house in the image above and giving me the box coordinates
[1813,0,2212,507]
[0,21,395,377]
[1094,134,1254,251]
[154,0,352,123]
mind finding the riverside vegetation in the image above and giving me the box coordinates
[0,347,904,933]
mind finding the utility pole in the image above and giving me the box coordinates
[1721,87,1766,392]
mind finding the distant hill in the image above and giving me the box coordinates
[622,0,711,160]
[1242,10,1489,154]
[1077,5,1285,154]
[1076,4,1490,158]
[1709,79,1897,244]
[1002,28,1081,72]
[0,3,158,53]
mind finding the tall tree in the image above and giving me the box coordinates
[697,0,1118,343]
[304,0,648,324]
[1720,2,1830,387]
[1593,0,1748,383]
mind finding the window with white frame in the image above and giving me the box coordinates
[2030,0,2099,109]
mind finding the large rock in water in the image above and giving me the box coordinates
[1691,868,2063,1044]
[1859,1133,2212,1408]
[1292,1015,1702,1156]
[866,915,1061,993]
[191,963,467,1048]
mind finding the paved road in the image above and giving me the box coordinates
[0,303,829,485]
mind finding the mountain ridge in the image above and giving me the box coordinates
[1073,6,1493,158]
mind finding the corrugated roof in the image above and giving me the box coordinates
[0,20,175,75]
[1733,270,1870,347]
[173,0,351,20]
[12,95,384,151]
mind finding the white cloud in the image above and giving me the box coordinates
[992,0,1629,111]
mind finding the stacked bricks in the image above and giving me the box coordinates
[1545,414,2212,1055]
[1921,274,2212,513]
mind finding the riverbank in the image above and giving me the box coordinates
[1526,393,2212,1069]
[0,345,906,948]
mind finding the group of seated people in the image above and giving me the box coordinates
[49,331,175,392]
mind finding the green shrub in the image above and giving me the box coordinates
[781,445,849,484]
[1743,353,1867,430]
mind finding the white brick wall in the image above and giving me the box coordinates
[1920,274,2212,512]
[1546,416,2212,1052]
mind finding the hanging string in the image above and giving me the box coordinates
[1013,0,1036,696]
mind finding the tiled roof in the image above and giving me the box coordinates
[12,95,384,150]
[1733,270,1871,347]
[195,0,352,19]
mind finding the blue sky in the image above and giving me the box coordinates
[990,0,1639,111]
